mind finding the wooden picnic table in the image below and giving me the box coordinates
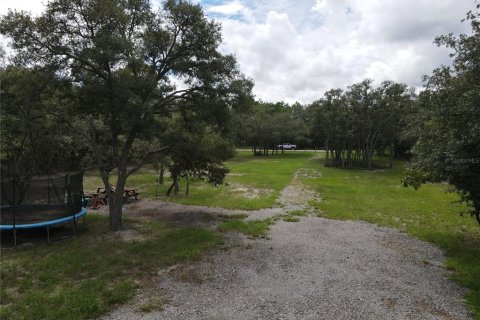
[86,192,108,207]
[95,186,140,201]
[124,188,140,200]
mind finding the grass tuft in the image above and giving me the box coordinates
[138,297,170,313]
[217,219,272,238]
[283,216,300,222]
[218,213,249,220]
[288,210,307,216]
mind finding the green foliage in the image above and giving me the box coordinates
[161,116,235,195]
[233,101,310,155]
[0,215,221,320]
[0,0,252,229]
[405,3,480,224]
[0,66,86,176]
[309,80,415,169]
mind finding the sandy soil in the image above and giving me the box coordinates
[100,170,473,320]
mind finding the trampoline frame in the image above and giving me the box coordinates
[0,207,88,244]
[0,172,88,246]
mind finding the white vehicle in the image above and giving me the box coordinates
[277,143,296,150]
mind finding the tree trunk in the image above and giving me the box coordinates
[109,194,124,231]
[324,143,329,165]
[174,178,179,194]
[104,169,127,231]
[471,202,480,225]
[166,182,174,196]
[366,145,372,170]
[389,143,394,168]
[186,179,190,196]
[159,162,165,184]
[166,175,177,196]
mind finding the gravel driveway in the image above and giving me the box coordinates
[101,172,473,320]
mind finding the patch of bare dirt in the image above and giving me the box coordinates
[231,185,272,199]
[415,300,455,320]
[115,229,145,242]
[295,168,323,179]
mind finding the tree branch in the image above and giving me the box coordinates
[126,147,166,177]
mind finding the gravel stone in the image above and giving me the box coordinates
[101,217,472,320]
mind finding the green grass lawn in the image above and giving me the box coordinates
[0,215,221,320]
[4,151,480,319]
[84,151,316,210]
[302,157,480,318]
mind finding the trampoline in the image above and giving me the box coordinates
[1,172,88,245]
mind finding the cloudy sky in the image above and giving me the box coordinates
[0,0,475,103]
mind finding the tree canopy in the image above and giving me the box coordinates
[309,80,415,169]
[404,3,480,224]
[0,66,86,177]
[0,0,252,230]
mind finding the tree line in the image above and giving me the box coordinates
[231,80,416,171]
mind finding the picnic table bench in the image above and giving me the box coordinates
[95,187,140,201]
[124,188,140,200]
[85,192,108,209]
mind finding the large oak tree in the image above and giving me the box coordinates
[0,0,252,230]
[404,3,480,224]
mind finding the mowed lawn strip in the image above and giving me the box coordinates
[303,156,480,318]
[84,151,315,210]
[0,215,222,320]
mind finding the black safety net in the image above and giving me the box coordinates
[0,172,84,226]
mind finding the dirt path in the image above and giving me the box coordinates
[101,170,473,320]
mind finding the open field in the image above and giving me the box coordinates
[84,151,322,210]
[3,151,480,319]
[83,151,480,317]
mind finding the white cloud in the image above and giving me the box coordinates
[1,0,475,104]
[213,0,473,103]
[0,0,47,15]
[311,0,327,13]
[206,1,246,16]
